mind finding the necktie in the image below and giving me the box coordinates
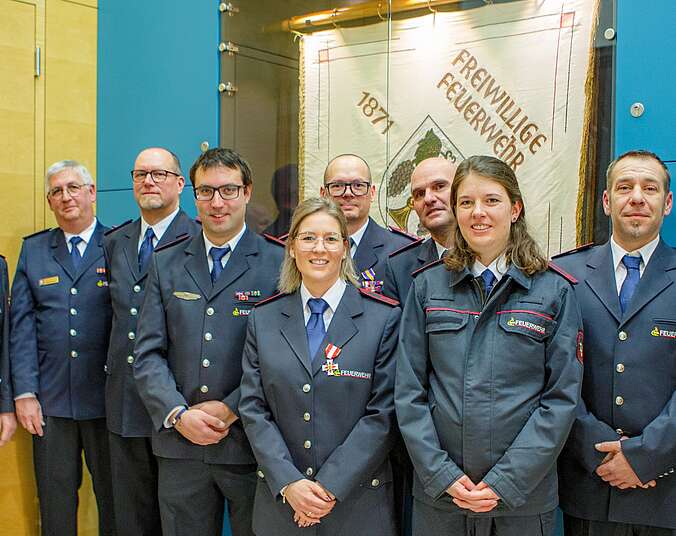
[619,254,641,314]
[69,236,83,269]
[349,237,356,258]
[210,246,231,284]
[138,227,156,273]
[306,298,329,361]
[481,268,497,297]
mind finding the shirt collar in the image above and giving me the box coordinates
[471,252,509,282]
[140,207,179,244]
[300,278,347,313]
[203,223,247,257]
[63,218,97,246]
[433,239,447,260]
[349,219,370,249]
[610,234,659,271]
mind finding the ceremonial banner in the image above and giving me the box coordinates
[300,0,598,254]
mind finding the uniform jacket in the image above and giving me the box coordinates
[239,285,400,536]
[10,223,112,419]
[395,262,583,517]
[383,238,438,302]
[0,256,12,412]
[104,210,200,437]
[132,228,283,464]
[353,218,414,292]
[555,240,676,529]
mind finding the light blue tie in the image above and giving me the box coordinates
[619,254,641,314]
[306,298,329,361]
[138,227,155,273]
[210,246,231,284]
[481,268,497,297]
[69,236,83,269]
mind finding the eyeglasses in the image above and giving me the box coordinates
[47,182,90,199]
[130,169,180,183]
[324,180,371,197]
[294,232,345,251]
[193,184,245,201]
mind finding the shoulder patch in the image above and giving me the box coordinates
[254,292,287,307]
[23,228,51,240]
[388,226,418,241]
[548,261,578,284]
[154,233,190,253]
[551,242,594,259]
[262,233,286,247]
[388,237,424,258]
[358,288,400,307]
[411,258,444,277]
[103,219,133,236]
[277,232,289,242]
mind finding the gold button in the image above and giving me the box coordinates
[130,307,138,316]
[206,307,215,316]
[69,329,77,337]
[371,479,380,487]
[302,384,311,393]
[200,385,209,394]
[257,470,265,478]
[615,396,624,406]
[303,412,311,422]
[304,440,311,449]
[70,350,78,358]
[306,467,314,476]
[618,331,628,341]
[70,288,78,295]
[133,285,141,293]
[202,359,210,368]
[70,308,77,316]
[127,355,134,364]
[616,363,625,373]
[204,332,213,341]
[128,332,135,340]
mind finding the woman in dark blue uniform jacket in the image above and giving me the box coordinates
[240,197,401,535]
[395,155,584,536]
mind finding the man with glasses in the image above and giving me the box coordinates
[104,147,200,536]
[133,148,283,536]
[10,160,115,535]
[321,154,415,293]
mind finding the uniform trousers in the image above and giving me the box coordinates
[108,432,162,536]
[412,499,555,536]
[564,515,676,536]
[157,457,256,536]
[32,416,115,536]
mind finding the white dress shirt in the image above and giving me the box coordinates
[63,218,97,256]
[609,234,659,295]
[300,278,347,329]
[203,223,247,272]
[138,207,179,251]
[349,220,370,258]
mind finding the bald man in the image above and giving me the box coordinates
[321,154,415,293]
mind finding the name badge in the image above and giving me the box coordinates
[39,276,60,286]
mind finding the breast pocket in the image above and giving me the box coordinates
[425,307,471,358]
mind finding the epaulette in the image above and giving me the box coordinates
[548,261,578,284]
[103,219,133,236]
[277,232,289,242]
[262,233,286,247]
[388,226,418,241]
[154,233,190,253]
[551,242,594,259]
[358,288,400,307]
[411,258,444,277]
[255,292,287,307]
[389,237,424,258]
[23,228,51,240]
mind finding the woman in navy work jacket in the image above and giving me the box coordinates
[239,197,401,535]
[395,155,584,536]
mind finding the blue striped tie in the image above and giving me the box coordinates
[210,246,231,284]
[306,298,329,360]
[69,236,83,269]
[138,227,155,273]
[619,254,641,314]
[481,269,496,297]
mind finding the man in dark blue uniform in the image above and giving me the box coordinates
[132,148,283,536]
[555,150,676,535]
[104,147,200,536]
[321,154,415,293]
[10,160,115,535]
[384,156,457,302]
[0,254,16,446]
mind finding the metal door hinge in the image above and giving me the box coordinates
[218,82,238,96]
[219,2,239,15]
[218,41,239,55]
[35,46,41,78]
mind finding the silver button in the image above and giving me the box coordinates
[103,364,108,372]
[127,356,134,364]
[70,350,78,358]
[616,428,623,435]
[69,329,77,337]
[200,385,209,394]
[615,396,624,406]
[206,307,215,316]
[133,285,141,293]
[304,440,311,449]
[302,384,311,393]
[202,359,210,368]
[616,363,625,373]
[257,470,265,478]
[70,288,78,295]
[130,307,138,316]
[305,467,314,476]
[128,332,136,340]
[371,479,380,487]
[69,308,77,316]
[204,332,212,341]
[670,468,674,474]
[303,412,311,422]
[618,331,628,341]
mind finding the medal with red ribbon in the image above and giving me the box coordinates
[322,343,342,376]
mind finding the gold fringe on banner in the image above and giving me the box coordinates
[298,36,306,201]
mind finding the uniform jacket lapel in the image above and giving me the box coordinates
[74,222,105,283]
[353,218,381,273]
[122,219,143,282]
[585,242,622,323]
[418,239,439,267]
[184,234,212,298]
[280,293,313,376]
[51,229,76,281]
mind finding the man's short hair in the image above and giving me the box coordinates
[189,148,252,187]
[606,149,671,191]
[323,154,372,184]
[45,160,94,193]
[140,147,183,175]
